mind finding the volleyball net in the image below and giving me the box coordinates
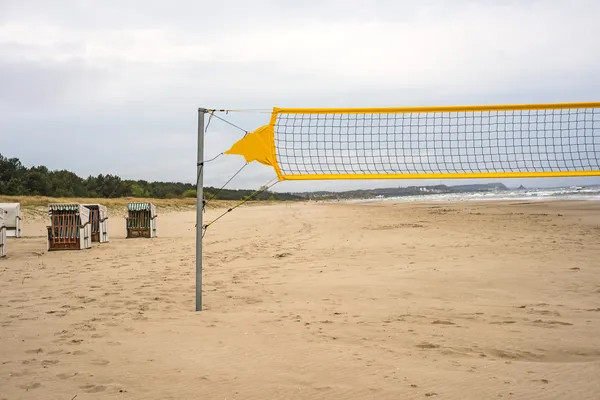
[224,102,600,180]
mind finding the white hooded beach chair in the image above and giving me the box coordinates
[83,204,109,243]
[0,203,22,237]
[47,204,92,251]
[126,202,157,238]
[0,208,6,257]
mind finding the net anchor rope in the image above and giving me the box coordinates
[204,110,215,133]
[201,178,279,237]
[205,112,249,137]
[204,162,249,208]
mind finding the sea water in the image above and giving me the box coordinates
[339,186,600,204]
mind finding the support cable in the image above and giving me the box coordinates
[206,108,271,114]
[206,113,249,137]
[202,178,279,236]
[204,110,215,133]
[204,162,249,207]
[196,152,224,190]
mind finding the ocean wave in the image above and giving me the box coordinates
[335,187,600,204]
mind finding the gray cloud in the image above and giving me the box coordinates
[1,0,599,192]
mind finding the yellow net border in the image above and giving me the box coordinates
[225,102,600,181]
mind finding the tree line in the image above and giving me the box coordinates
[0,154,302,201]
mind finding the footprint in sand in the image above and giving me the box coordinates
[132,313,148,321]
[45,310,68,317]
[431,320,455,325]
[17,382,41,390]
[416,342,440,349]
[91,359,110,366]
[76,296,96,304]
[76,323,97,332]
[9,370,31,377]
[41,360,59,366]
[24,348,43,354]
[487,349,543,360]
[80,384,107,393]
[528,309,561,317]
[532,320,573,327]
[532,379,549,384]
[8,298,29,304]
[57,372,77,379]
[55,330,74,338]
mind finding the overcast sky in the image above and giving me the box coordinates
[1,0,599,192]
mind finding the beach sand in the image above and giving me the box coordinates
[1,200,599,399]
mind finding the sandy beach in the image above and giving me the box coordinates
[1,199,599,399]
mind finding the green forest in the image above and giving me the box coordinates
[0,154,302,201]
